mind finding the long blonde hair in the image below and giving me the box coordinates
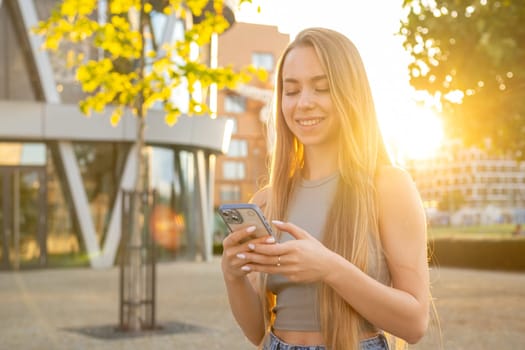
[262,27,393,350]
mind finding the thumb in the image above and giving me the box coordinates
[272,220,311,240]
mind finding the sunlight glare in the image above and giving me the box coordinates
[234,1,444,162]
[383,104,444,162]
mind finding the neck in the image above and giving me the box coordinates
[302,143,338,180]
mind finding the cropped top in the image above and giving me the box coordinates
[267,173,392,332]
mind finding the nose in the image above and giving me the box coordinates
[297,89,315,110]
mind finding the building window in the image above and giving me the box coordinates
[220,184,241,202]
[0,142,46,166]
[227,139,248,157]
[224,95,246,113]
[223,161,245,180]
[252,52,274,71]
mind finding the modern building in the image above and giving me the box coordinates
[0,0,236,269]
[405,140,525,225]
[215,22,290,206]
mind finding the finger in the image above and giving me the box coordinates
[238,251,283,266]
[272,220,311,240]
[223,234,275,261]
[222,250,258,276]
[247,241,288,256]
[241,263,281,275]
[222,226,257,247]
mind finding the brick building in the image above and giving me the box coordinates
[215,22,290,206]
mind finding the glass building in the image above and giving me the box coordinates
[0,0,233,269]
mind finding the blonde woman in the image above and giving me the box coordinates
[221,27,430,350]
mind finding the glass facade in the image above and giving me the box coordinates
[0,3,38,100]
[0,141,217,269]
[0,142,84,269]
[46,148,80,264]
[73,142,129,244]
[0,165,46,269]
[149,147,193,260]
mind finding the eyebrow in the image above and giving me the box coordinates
[283,74,328,84]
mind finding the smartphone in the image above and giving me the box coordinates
[218,203,274,238]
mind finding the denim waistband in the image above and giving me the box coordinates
[264,331,390,350]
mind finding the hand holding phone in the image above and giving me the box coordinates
[218,203,274,239]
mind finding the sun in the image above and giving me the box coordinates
[380,103,445,163]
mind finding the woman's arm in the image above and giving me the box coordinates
[221,189,271,345]
[321,166,430,343]
[222,258,266,345]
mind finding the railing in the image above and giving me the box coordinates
[118,189,157,331]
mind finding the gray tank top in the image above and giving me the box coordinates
[267,173,391,331]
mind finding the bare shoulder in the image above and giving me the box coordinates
[375,164,426,237]
[249,186,270,210]
[375,164,424,222]
[375,164,417,196]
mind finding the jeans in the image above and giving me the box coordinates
[263,331,390,350]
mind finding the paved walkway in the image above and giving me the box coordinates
[0,258,524,350]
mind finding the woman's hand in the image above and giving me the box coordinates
[221,226,276,281]
[237,220,337,283]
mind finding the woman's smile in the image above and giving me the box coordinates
[296,117,325,127]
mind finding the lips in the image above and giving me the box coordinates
[296,117,325,126]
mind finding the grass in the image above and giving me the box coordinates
[428,223,516,239]
[44,252,91,268]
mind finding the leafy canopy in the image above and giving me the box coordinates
[33,0,267,126]
[399,0,525,158]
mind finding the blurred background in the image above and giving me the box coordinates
[1,0,524,270]
[0,1,523,348]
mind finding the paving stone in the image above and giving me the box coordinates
[0,258,523,349]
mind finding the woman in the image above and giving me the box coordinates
[221,27,430,350]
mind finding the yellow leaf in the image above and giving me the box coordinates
[79,101,91,116]
[256,68,268,82]
[165,112,179,126]
[44,36,60,50]
[110,108,123,126]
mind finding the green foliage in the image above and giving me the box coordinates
[428,224,516,242]
[33,0,266,126]
[399,0,525,158]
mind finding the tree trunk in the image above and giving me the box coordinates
[127,0,148,331]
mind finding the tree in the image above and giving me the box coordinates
[33,0,265,331]
[399,0,525,158]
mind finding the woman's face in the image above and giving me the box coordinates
[281,45,339,149]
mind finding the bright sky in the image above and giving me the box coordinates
[235,0,444,162]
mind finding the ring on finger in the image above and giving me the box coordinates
[276,255,281,267]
